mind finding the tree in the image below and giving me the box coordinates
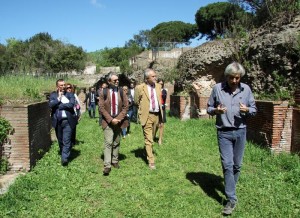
[125,30,151,49]
[149,21,199,47]
[195,2,247,40]
[229,0,300,26]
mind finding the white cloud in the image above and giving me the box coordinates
[90,0,104,8]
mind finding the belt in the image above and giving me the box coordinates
[218,127,239,131]
[149,111,159,115]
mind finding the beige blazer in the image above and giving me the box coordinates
[98,88,129,129]
[134,83,163,126]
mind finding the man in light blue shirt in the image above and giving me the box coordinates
[207,62,257,215]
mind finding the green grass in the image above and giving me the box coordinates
[0,113,299,217]
[0,75,83,103]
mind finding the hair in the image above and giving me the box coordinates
[65,83,74,92]
[56,79,64,86]
[157,78,164,84]
[144,68,154,81]
[107,71,118,81]
[224,62,246,77]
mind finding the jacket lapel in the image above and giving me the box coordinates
[143,83,150,100]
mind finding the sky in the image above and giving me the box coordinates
[0,0,226,52]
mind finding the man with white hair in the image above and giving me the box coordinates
[207,62,257,215]
[135,68,163,170]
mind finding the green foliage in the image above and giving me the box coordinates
[23,88,42,101]
[149,21,199,47]
[161,68,180,83]
[0,75,83,103]
[255,71,296,101]
[0,32,87,75]
[0,115,299,216]
[0,157,9,175]
[125,30,151,49]
[231,0,300,26]
[0,116,11,175]
[0,117,12,143]
[88,44,143,74]
[195,2,249,40]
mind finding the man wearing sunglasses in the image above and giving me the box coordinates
[98,72,129,176]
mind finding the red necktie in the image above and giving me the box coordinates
[112,90,116,116]
[151,86,155,111]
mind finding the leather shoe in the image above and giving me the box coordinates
[112,162,120,169]
[61,160,68,167]
[103,167,111,176]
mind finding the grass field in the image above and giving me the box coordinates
[0,113,299,217]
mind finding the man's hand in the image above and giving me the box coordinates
[239,102,249,113]
[111,118,121,125]
[215,104,227,114]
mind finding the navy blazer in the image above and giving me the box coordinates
[49,91,77,129]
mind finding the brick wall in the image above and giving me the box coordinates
[0,101,51,171]
[190,93,210,118]
[247,101,294,153]
[170,95,190,120]
[170,97,300,153]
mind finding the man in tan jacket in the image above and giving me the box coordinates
[99,72,128,175]
[134,68,163,170]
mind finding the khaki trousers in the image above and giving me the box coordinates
[103,125,121,168]
[142,113,159,164]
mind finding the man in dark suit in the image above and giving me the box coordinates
[49,79,77,166]
[84,87,97,118]
[98,72,128,176]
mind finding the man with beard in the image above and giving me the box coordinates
[98,72,128,176]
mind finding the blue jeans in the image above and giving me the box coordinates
[217,128,246,202]
[55,119,72,162]
[88,102,96,118]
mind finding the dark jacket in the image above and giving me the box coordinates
[49,91,77,129]
[98,88,129,129]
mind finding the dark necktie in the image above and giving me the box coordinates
[112,90,116,116]
[151,86,155,111]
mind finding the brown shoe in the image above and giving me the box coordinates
[149,163,156,170]
[112,162,120,169]
[103,167,111,176]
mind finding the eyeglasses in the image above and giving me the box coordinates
[112,79,119,82]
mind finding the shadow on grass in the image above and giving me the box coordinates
[100,153,127,161]
[186,172,226,205]
[69,149,81,162]
[130,147,147,164]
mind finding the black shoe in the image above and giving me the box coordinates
[222,201,236,215]
[103,167,111,176]
[61,160,68,167]
[112,162,120,169]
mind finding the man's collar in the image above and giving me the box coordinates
[221,82,243,92]
[147,83,155,88]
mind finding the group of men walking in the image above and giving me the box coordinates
[49,62,257,215]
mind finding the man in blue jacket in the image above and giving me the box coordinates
[49,79,77,166]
